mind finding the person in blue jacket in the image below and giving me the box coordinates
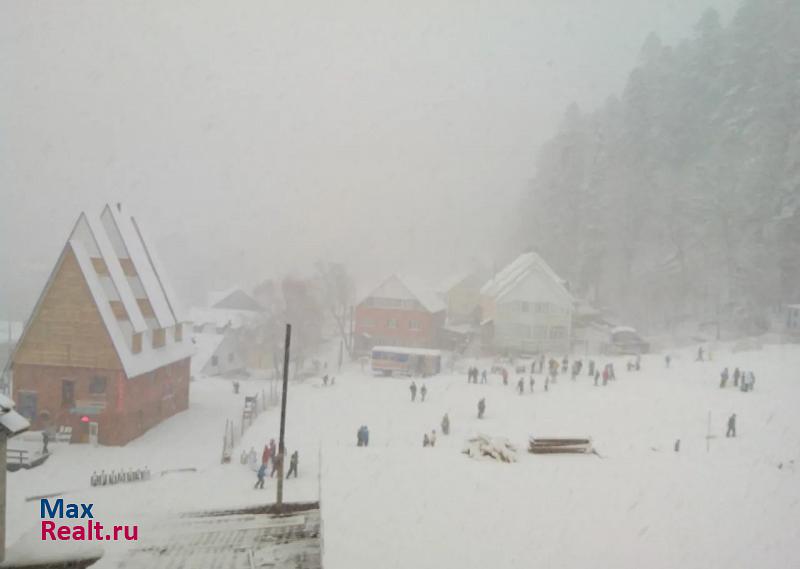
[254,463,267,489]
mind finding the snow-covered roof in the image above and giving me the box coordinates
[190,332,227,375]
[188,306,258,330]
[481,252,572,302]
[371,346,441,357]
[402,276,447,313]
[611,326,637,334]
[0,392,30,436]
[12,204,194,379]
[359,275,446,313]
[208,287,263,312]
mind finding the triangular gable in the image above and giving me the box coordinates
[359,275,446,313]
[482,252,572,304]
[368,275,417,302]
[210,289,264,312]
[9,205,194,380]
[13,243,122,371]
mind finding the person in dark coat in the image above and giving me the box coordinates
[529,376,535,392]
[42,430,50,455]
[420,384,428,402]
[423,433,430,447]
[441,413,450,435]
[726,413,736,437]
[254,463,267,489]
[477,398,486,419]
[696,347,704,361]
[588,359,595,377]
[545,376,550,391]
[561,357,568,374]
[665,354,671,368]
[517,377,524,394]
[410,381,417,402]
[733,367,741,387]
[286,451,299,478]
[720,367,729,388]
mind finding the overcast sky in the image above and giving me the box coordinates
[1,0,741,316]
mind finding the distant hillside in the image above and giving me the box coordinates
[518,0,800,334]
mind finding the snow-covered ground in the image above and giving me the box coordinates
[7,344,800,568]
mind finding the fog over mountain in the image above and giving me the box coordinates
[1,0,741,316]
[517,0,800,334]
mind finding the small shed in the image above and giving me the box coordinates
[1,392,31,563]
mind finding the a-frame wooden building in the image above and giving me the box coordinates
[8,204,193,445]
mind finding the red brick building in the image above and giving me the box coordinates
[8,204,193,445]
[354,275,446,354]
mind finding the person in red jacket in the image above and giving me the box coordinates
[262,444,272,465]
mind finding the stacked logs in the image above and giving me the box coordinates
[528,437,593,454]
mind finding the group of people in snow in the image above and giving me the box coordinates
[719,367,756,392]
[467,367,489,384]
[253,438,300,489]
[356,425,370,447]
[409,381,428,402]
[625,355,642,372]
[422,430,437,447]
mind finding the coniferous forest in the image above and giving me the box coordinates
[518,0,800,335]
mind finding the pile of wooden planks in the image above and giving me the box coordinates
[528,437,593,455]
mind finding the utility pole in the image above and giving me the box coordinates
[276,323,291,509]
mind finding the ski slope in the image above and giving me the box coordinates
[6,344,800,568]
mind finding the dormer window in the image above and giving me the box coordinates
[153,328,166,348]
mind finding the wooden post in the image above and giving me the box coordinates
[1,434,7,562]
[276,324,291,509]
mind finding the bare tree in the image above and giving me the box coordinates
[315,261,356,358]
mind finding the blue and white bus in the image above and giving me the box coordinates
[370,346,442,377]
